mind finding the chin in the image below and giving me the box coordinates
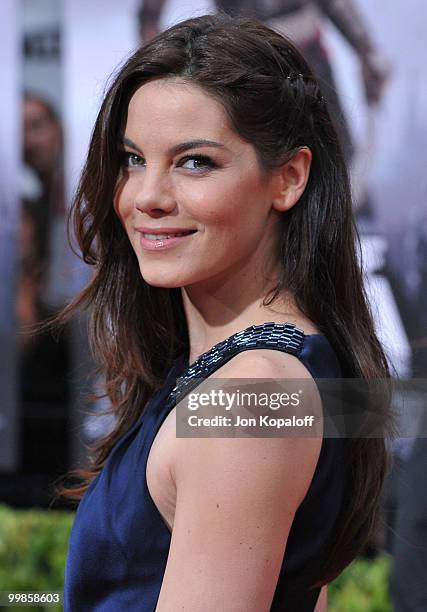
[138,265,186,289]
[144,278,184,289]
[137,260,219,290]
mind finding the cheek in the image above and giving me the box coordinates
[198,193,260,236]
[112,195,124,223]
[113,180,134,225]
[179,181,248,228]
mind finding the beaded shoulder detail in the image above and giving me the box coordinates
[164,321,305,410]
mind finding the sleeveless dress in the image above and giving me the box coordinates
[64,322,348,611]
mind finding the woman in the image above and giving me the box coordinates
[61,13,393,611]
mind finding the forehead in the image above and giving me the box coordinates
[124,79,235,144]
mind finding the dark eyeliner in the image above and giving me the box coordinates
[178,154,218,169]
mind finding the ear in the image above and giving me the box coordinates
[271,147,312,212]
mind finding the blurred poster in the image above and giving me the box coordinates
[0,0,20,471]
[0,0,74,504]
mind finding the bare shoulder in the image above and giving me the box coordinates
[174,347,323,506]
[209,346,314,380]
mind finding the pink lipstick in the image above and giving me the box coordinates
[135,227,197,251]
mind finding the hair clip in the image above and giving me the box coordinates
[285,73,304,81]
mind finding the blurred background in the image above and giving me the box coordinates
[0,1,426,610]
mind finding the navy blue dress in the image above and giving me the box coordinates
[64,322,348,611]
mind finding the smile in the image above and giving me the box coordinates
[142,231,195,240]
[139,230,197,251]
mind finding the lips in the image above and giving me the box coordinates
[142,230,196,240]
[137,229,197,251]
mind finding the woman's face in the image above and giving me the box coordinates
[114,78,284,290]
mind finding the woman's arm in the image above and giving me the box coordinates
[314,585,327,612]
[155,351,323,611]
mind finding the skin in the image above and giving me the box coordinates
[114,78,327,610]
[114,78,315,360]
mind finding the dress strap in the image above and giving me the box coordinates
[165,322,305,410]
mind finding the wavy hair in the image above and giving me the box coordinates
[55,13,394,586]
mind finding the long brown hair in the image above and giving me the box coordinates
[55,13,394,585]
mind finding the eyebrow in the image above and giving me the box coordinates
[121,136,227,155]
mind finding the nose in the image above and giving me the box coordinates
[133,166,176,215]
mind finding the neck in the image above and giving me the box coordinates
[181,269,300,364]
